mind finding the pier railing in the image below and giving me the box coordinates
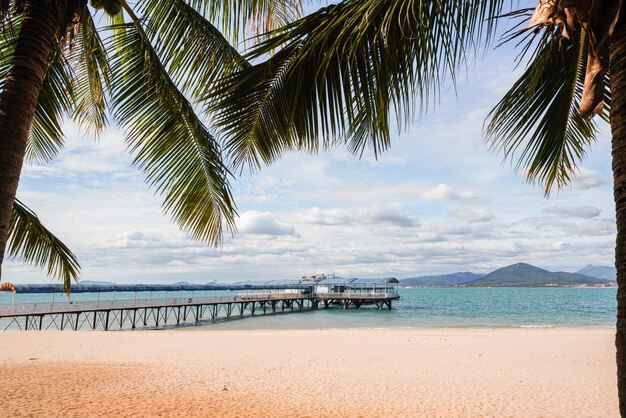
[0,294,308,316]
[316,292,397,299]
[0,291,400,317]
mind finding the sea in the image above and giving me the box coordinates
[0,287,616,330]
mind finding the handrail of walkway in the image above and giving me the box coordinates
[0,294,307,317]
[0,291,398,317]
[316,292,397,299]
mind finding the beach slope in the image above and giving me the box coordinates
[0,328,616,417]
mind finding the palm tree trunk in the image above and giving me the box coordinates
[0,1,58,279]
[611,10,626,417]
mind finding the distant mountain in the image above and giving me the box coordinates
[80,280,117,286]
[464,263,609,287]
[577,265,616,282]
[400,272,483,287]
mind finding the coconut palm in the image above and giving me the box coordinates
[208,0,626,412]
[7,199,80,292]
[0,0,302,288]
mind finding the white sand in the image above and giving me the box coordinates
[0,328,617,417]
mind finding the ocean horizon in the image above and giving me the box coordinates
[1,287,615,330]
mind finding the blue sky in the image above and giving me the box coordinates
[5,7,616,284]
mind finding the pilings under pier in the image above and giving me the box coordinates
[0,293,396,331]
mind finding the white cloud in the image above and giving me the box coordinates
[22,128,131,178]
[542,205,601,219]
[4,45,617,284]
[449,209,495,222]
[237,212,296,236]
[570,167,608,190]
[420,184,489,204]
[570,219,616,236]
[298,206,417,227]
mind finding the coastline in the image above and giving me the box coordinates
[0,327,617,417]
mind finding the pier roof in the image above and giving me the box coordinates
[316,277,399,285]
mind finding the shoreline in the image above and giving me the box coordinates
[1,327,617,417]
[187,324,617,331]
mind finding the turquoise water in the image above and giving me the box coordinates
[0,288,616,329]
[203,287,617,330]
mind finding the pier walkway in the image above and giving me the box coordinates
[0,291,398,331]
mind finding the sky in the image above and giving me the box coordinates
[5,9,617,284]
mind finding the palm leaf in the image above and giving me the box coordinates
[0,10,17,85]
[485,28,609,193]
[209,0,506,171]
[185,0,301,43]
[0,14,74,164]
[8,199,80,292]
[108,21,237,245]
[138,0,249,100]
[26,44,74,164]
[246,0,304,43]
[67,11,110,139]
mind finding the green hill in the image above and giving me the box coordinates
[400,272,483,287]
[464,263,609,287]
[577,264,616,282]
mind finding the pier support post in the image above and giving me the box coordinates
[92,311,97,329]
[104,311,110,331]
[60,313,65,330]
[132,309,137,329]
[74,313,80,330]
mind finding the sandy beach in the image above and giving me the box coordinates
[0,328,617,417]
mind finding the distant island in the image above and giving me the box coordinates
[400,263,616,288]
[24,264,616,290]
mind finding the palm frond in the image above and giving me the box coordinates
[8,199,80,292]
[247,0,304,43]
[138,0,248,100]
[185,0,301,43]
[67,11,110,139]
[108,21,237,245]
[209,0,506,171]
[485,27,609,193]
[0,10,18,92]
[26,44,74,164]
[0,14,74,164]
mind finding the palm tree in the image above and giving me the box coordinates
[7,199,80,292]
[0,0,299,288]
[208,0,626,413]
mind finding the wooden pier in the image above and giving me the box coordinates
[0,291,398,331]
